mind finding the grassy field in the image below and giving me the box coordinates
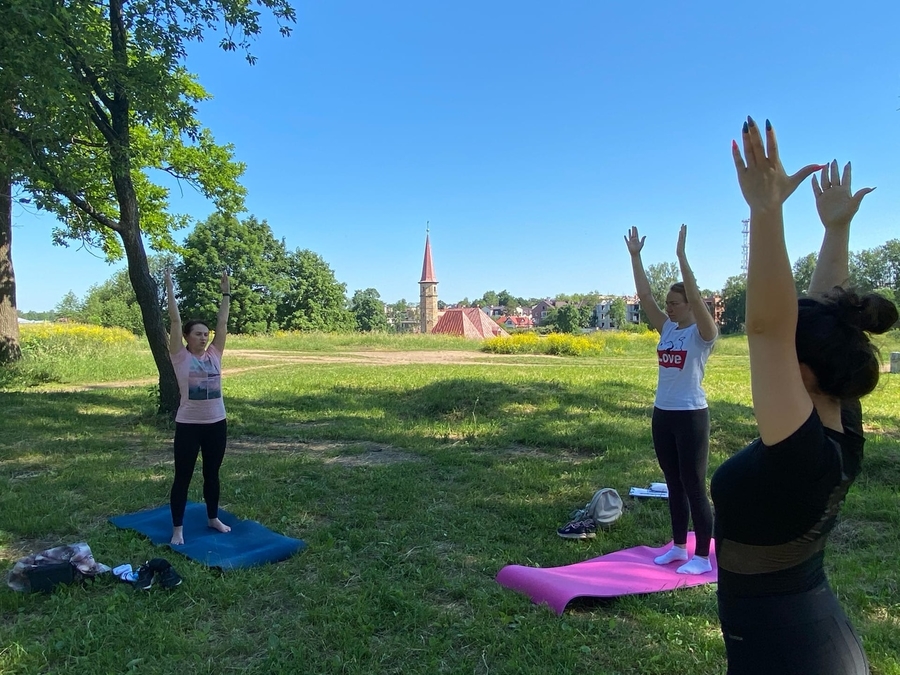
[1,327,898,674]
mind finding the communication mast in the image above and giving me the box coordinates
[741,218,750,274]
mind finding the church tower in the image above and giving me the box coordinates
[419,229,438,333]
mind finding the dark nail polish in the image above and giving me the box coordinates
[765,119,771,131]
[742,122,748,134]
[748,118,755,128]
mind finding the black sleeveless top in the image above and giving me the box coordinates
[711,401,864,598]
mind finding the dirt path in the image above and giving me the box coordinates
[48,349,549,391]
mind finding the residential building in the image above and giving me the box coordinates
[530,299,567,326]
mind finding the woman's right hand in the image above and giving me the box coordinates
[624,226,645,256]
[732,116,822,212]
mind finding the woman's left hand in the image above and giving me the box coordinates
[220,270,231,295]
[812,160,874,230]
[732,117,823,212]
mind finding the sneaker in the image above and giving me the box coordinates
[156,565,182,589]
[557,518,598,540]
[132,564,154,590]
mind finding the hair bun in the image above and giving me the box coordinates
[857,293,899,334]
[829,288,899,334]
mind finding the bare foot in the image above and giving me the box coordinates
[208,518,231,534]
[171,526,185,546]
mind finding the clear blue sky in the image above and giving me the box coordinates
[13,0,900,311]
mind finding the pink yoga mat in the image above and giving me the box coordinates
[496,533,717,615]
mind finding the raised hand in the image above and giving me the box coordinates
[732,117,823,212]
[220,270,231,295]
[676,224,687,259]
[812,160,874,230]
[624,226,646,256]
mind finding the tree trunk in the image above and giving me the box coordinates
[118,214,180,416]
[103,0,177,416]
[0,171,21,364]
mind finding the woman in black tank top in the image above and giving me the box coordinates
[718,118,897,674]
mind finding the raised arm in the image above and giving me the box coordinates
[210,270,230,353]
[733,117,822,445]
[624,227,667,334]
[676,224,717,342]
[807,160,874,297]
[165,268,183,355]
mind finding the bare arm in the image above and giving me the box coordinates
[733,118,822,445]
[807,161,874,297]
[624,227,667,334]
[210,271,230,353]
[676,224,717,342]
[165,269,183,355]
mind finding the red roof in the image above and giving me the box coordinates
[432,308,509,339]
[501,315,534,327]
[420,234,437,283]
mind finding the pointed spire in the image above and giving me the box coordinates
[420,225,437,283]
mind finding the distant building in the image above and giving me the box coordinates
[530,299,567,326]
[703,294,724,326]
[419,233,438,333]
[432,307,509,339]
[592,295,641,329]
[498,315,534,329]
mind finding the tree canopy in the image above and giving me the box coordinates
[0,0,295,413]
[720,274,747,335]
[608,297,627,328]
[177,214,350,334]
[350,288,388,332]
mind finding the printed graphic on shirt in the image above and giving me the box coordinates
[658,335,688,370]
[187,355,221,400]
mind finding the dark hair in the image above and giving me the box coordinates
[669,282,687,302]
[182,320,210,337]
[796,288,898,399]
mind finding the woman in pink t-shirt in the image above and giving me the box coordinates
[164,268,232,546]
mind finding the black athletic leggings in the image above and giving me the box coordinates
[718,582,869,674]
[170,420,227,527]
[651,407,713,556]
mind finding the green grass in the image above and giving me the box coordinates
[0,334,898,674]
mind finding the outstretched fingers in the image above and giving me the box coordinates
[732,139,746,173]
[763,118,779,164]
[853,186,876,206]
[829,159,841,188]
[811,174,823,198]
[743,117,767,166]
[789,164,827,194]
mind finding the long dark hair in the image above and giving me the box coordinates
[796,288,898,399]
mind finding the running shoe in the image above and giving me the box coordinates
[132,564,154,590]
[556,518,598,540]
[156,564,182,589]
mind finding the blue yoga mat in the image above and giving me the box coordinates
[109,502,307,570]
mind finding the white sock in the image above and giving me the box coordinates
[677,556,712,575]
[654,546,688,565]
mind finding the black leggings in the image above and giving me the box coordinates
[170,420,227,527]
[651,407,713,556]
[718,582,869,674]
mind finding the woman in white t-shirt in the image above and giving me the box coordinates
[164,268,233,546]
[625,225,718,574]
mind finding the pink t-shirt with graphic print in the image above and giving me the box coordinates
[653,319,715,411]
[171,344,226,424]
